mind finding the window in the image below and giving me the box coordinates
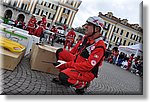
[23,4,27,10]
[13,1,17,7]
[128,42,130,46]
[40,10,44,16]
[21,3,25,9]
[66,0,74,5]
[123,40,126,45]
[44,2,47,6]
[120,29,124,35]
[120,39,122,45]
[41,10,48,16]
[48,13,55,20]
[60,17,67,24]
[136,36,138,41]
[8,1,11,5]
[126,32,129,37]
[48,3,51,7]
[113,36,116,42]
[105,22,110,29]
[63,8,70,14]
[133,35,136,40]
[110,35,113,41]
[34,8,40,15]
[47,23,50,27]
[102,31,105,37]
[116,37,120,43]
[130,34,133,39]
[51,4,58,10]
[139,37,141,42]
[113,26,116,32]
[116,28,119,33]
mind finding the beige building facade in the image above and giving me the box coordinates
[99,12,143,49]
[1,0,82,28]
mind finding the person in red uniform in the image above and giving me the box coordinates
[50,25,58,46]
[14,19,25,29]
[64,28,76,51]
[127,54,134,70]
[34,13,47,38]
[52,16,106,94]
[27,14,37,35]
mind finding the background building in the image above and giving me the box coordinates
[1,0,82,28]
[99,12,143,49]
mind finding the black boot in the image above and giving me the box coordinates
[75,82,90,95]
[51,78,62,85]
[75,88,85,95]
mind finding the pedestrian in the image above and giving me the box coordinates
[34,13,47,42]
[112,48,119,64]
[27,14,37,35]
[127,53,134,71]
[50,25,58,46]
[64,28,76,51]
[52,16,106,94]
[14,19,25,29]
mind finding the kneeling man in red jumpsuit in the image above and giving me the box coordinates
[52,16,106,94]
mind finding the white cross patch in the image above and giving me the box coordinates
[91,60,96,66]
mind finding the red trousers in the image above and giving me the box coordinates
[64,40,72,51]
[27,27,35,35]
[34,26,43,37]
[58,49,95,87]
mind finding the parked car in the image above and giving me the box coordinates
[55,33,66,45]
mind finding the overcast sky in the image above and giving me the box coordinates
[72,0,143,28]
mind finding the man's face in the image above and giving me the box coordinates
[84,22,94,36]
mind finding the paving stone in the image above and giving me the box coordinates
[1,50,142,95]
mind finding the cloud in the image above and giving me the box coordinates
[72,0,142,28]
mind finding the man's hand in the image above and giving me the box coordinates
[54,60,67,70]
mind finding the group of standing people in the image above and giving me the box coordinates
[27,14,47,39]
[27,13,77,48]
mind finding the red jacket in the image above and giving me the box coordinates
[64,37,106,77]
[27,17,37,28]
[34,17,47,37]
[40,17,47,29]
[66,30,76,42]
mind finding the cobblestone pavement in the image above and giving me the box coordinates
[0,56,143,95]
[0,43,143,95]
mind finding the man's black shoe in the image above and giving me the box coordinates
[51,78,62,85]
[74,82,90,95]
[75,88,85,95]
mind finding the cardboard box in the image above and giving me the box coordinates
[0,47,25,71]
[30,44,59,75]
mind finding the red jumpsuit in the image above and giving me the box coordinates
[57,37,106,89]
[27,17,37,35]
[34,17,47,37]
[64,30,76,51]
